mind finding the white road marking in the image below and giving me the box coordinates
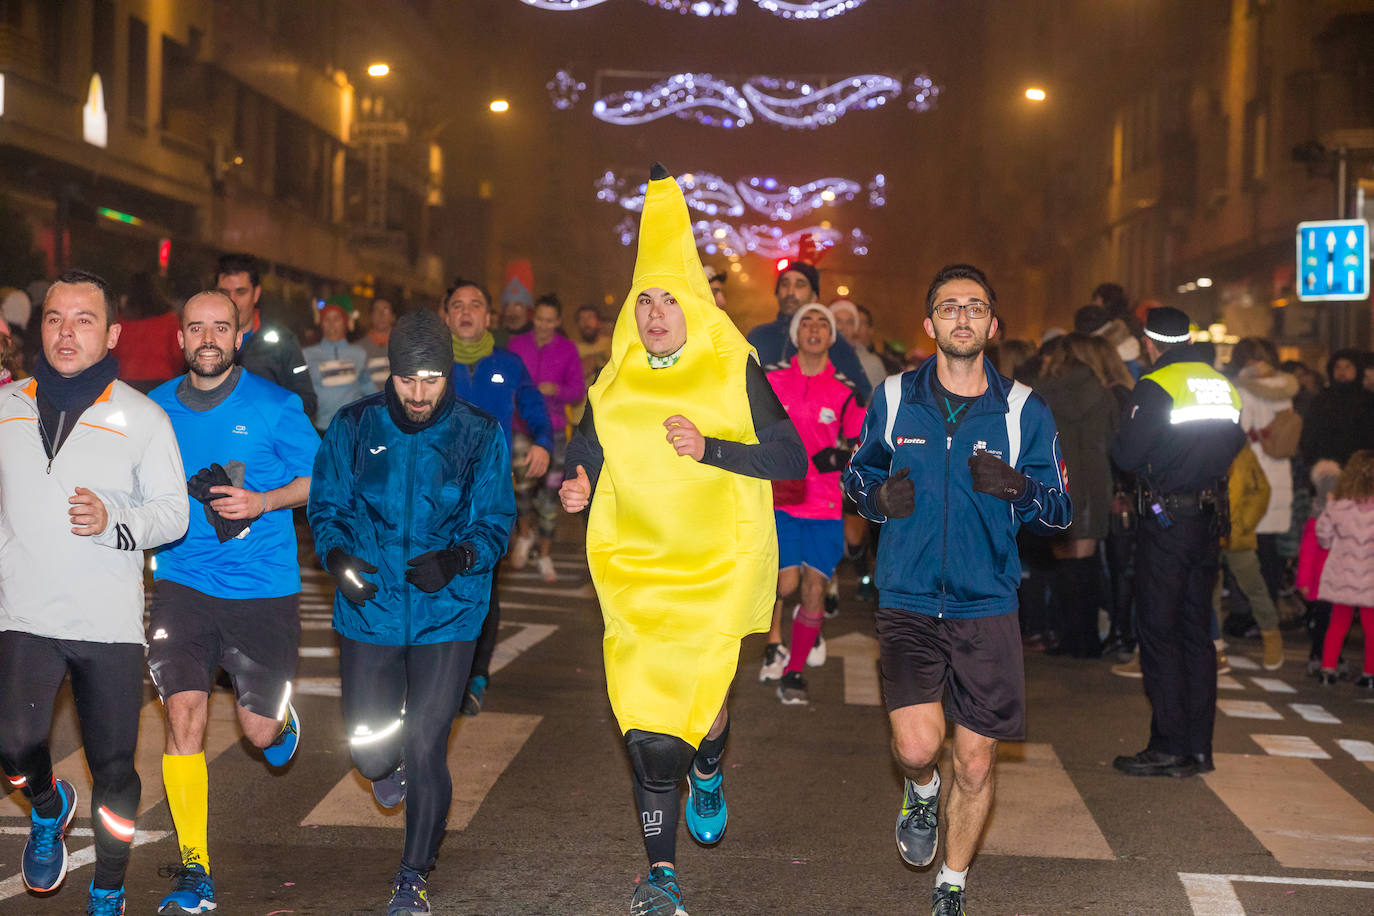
[1227,655,1259,670]
[1180,872,1374,915]
[1216,675,1244,691]
[501,583,597,599]
[1288,703,1340,724]
[295,677,342,697]
[299,645,339,658]
[1338,739,1374,762]
[1216,699,1281,720]
[1250,734,1330,758]
[826,631,881,706]
[982,743,1114,860]
[488,623,558,674]
[1250,677,1295,694]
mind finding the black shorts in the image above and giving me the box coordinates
[875,607,1025,741]
[147,580,301,719]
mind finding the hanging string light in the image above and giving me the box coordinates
[547,69,587,110]
[908,74,941,112]
[741,75,902,129]
[520,0,866,18]
[597,169,881,221]
[737,175,862,220]
[592,73,753,128]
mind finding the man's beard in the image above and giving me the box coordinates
[186,346,234,377]
[935,329,987,362]
[580,328,599,344]
[778,294,805,316]
[404,400,436,421]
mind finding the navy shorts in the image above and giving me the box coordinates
[774,510,845,578]
[874,607,1026,741]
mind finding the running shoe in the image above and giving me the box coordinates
[931,882,966,916]
[537,554,557,582]
[1357,675,1374,690]
[462,674,489,716]
[23,777,77,892]
[1318,669,1338,686]
[776,671,808,705]
[824,581,840,619]
[263,702,300,767]
[896,770,939,866]
[856,574,877,602]
[87,883,126,916]
[630,865,687,916]
[157,861,215,914]
[758,643,789,683]
[807,633,827,667]
[388,867,430,916]
[510,533,534,570]
[373,760,407,808]
[685,767,727,845]
[1111,652,1142,678]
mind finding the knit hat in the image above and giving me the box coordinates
[1144,306,1191,344]
[388,310,452,378]
[776,261,820,297]
[789,302,836,347]
[501,259,534,307]
[828,298,858,323]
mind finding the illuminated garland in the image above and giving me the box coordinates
[597,169,881,222]
[581,70,941,129]
[520,0,865,18]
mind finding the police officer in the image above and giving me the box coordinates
[1111,306,1246,778]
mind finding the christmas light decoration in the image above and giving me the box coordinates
[908,74,941,112]
[753,0,866,18]
[645,0,738,13]
[867,173,886,208]
[520,0,865,18]
[741,75,901,128]
[546,69,586,110]
[738,175,862,221]
[592,73,752,128]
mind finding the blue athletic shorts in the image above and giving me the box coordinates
[774,510,845,578]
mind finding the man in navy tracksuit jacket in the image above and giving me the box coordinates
[843,265,1070,916]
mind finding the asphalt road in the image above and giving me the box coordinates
[3,522,1373,915]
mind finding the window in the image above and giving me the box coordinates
[91,1,115,81]
[1242,98,1268,187]
[127,16,147,122]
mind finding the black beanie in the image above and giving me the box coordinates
[776,261,821,297]
[389,310,452,378]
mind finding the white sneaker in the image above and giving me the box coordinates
[759,643,790,682]
[537,554,556,582]
[510,533,534,570]
[807,633,827,667]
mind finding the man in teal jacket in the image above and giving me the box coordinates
[308,310,514,916]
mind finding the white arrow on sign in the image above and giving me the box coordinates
[827,630,882,706]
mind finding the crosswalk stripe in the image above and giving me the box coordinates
[1217,675,1244,691]
[496,599,569,612]
[489,623,558,674]
[0,830,171,903]
[1227,656,1259,670]
[300,712,542,830]
[1250,677,1295,694]
[295,677,342,697]
[981,742,1114,860]
[1288,703,1340,724]
[502,583,597,599]
[1338,739,1374,762]
[1250,734,1330,758]
[1179,873,1374,915]
[1217,699,1281,720]
[300,646,339,658]
[1202,755,1374,871]
[0,692,245,822]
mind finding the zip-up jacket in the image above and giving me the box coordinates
[843,357,1071,618]
[238,316,317,418]
[747,312,873,404]
[449,349,553,452]
[308,389,516,645]
[767,357,865,519]
[0,377,189,643]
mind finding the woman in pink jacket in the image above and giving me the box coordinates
[1315,450,1374,687]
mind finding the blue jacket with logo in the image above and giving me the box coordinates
[449,349,553,452]
[843,357,1072,618]
[308,389,516,645]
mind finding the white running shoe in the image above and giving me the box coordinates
[807,633,827,667]
[537,554,556,582]
[510,533,534,570]
[758,643,790,682]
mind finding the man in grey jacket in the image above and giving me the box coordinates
[0,270,189,914]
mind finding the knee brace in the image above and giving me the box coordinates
[625,730,694,793]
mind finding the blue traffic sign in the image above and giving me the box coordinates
[1297,219,1369,302]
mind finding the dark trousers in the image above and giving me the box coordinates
[1134,512,1219,757]
[470,558,503,680]
[1105,525,1136,644]
[0,631,144,889]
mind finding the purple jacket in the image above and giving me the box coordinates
[507,331,586,434]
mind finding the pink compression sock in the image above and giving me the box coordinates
[785,609,823,674]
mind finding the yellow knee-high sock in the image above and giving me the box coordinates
[163,753,209,869]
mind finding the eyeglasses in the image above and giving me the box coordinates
[932,301,992,320]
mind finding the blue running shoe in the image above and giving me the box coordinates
[685,768,727,845]
[630,865,687,916]
[157,861,216,913]
[373,760,407,808]
[87,883,126,915]
[388,867,430,916]
[263,702,300,767]
[461,675,488,717]
[23,777,77,892]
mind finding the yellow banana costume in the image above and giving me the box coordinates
[586,167,778,747]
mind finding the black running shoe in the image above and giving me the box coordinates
[896,770,939,866]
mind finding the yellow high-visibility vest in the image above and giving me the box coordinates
[1143,361,1242,425]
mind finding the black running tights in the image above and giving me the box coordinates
[339,636,475,872]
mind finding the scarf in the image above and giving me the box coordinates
[384,375,456,433]
[32,350,119,412]
[646,344,685,369]
[452,331,495,366]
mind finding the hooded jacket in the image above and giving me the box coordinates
[1035,363,1117,540]
[1235,362,1299,534]
[843,357,1072,618]
[308,388,515,645]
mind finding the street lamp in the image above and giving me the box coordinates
[489,99,510,113]
[367,62,390,78]
[1024,87,1047,102]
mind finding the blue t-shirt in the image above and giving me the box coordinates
[150,371,320,599]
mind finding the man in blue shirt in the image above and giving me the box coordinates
[303,303,375,431]
[443,278,553,715]
[147,290,318,915]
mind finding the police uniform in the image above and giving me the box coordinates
[1110,307,1246,776]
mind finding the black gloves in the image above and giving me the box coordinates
[187,462,251,543]
[405,544,477,593]
[873,467,915,519]
[969,450,1028,502]
[810,447,851,475]
[326,547,378,604]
